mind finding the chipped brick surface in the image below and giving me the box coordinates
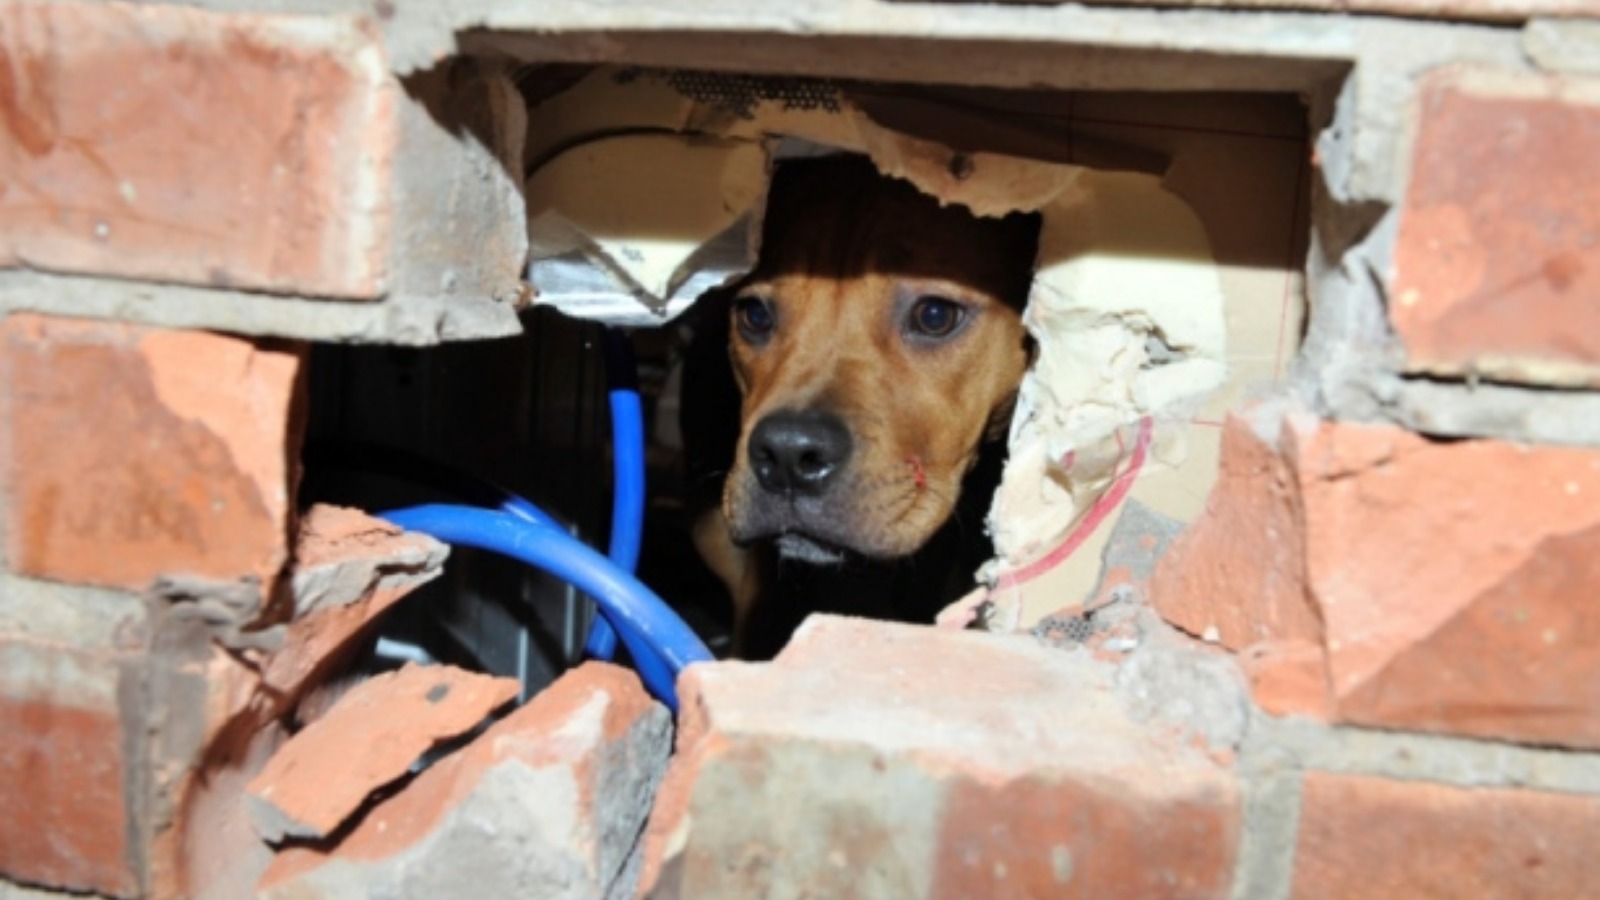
[0,314,303,591]
[0,2,395,298]
[1151,410,1600,747]
[263,505,447,702]
[1293,773,1600,899]
[1149,411,1320,651]
[642,615,1242,899]
[258,663,671,900]
[247,663,519,842]
[1392,69,1600,387]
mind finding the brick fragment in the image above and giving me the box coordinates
[1293,773,1600,899]
[1391,68,1600,387]
[263,505,448,703]
[0,2,395,297]
[247,663,519,843]
[1151,409,1600,747]
[642,615,1241,899]
[0,314,303,592]
[258,663,671,900]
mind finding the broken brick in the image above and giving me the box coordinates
[1293,772,1600,899]
[0,314,304,593]
[246,663,519,842]
[1151,409,1600,747]
[263,505,448,703]
[257,662,670,900]
[1148,407,1321,651]
[642,615,1242,899]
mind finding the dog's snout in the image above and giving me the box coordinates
[748,411,852,496]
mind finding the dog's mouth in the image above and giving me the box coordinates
[773,532,849,566]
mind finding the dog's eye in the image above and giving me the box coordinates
[733,296,775,342]
[908,296,964,338]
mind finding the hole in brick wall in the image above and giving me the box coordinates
[1,44,1319,900]
[291,60,1312,697]
[508,63,1313,651]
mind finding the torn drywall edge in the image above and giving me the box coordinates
[983,170,1229,627]
[522,68,1092,325]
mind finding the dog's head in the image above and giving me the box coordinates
[722,155,1040,564]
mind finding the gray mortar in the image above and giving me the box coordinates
[1524,18,1600,76]
[1250,712,1600,797]
[1230,740,1306,900]
[1111,609,1253,754]
[1384,378,1600,447]
[0,572,146,646]
[0,271,522,346]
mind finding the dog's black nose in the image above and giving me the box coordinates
[748,411,852,496]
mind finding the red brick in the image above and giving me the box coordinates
[0,314,304,591]
[1151,411,1600,747]
[642,616,1240,899]
[1293,773,1600,899]
[259,663,670,900]
[0,3,395,297]
[1391,69,1600,387]
[246,663,519,842]
[0,633,139,897]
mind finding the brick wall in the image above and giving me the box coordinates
[638,29,1600,898]
[3,1,1600,899]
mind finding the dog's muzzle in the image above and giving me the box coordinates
[732,409,860,562]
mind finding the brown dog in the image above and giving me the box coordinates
[683,154,1040,657]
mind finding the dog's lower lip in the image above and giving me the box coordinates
[774,533,848,565]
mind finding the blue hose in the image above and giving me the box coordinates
[584,328,646,660]
[380,505,712,711]
[318,328,651,665]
